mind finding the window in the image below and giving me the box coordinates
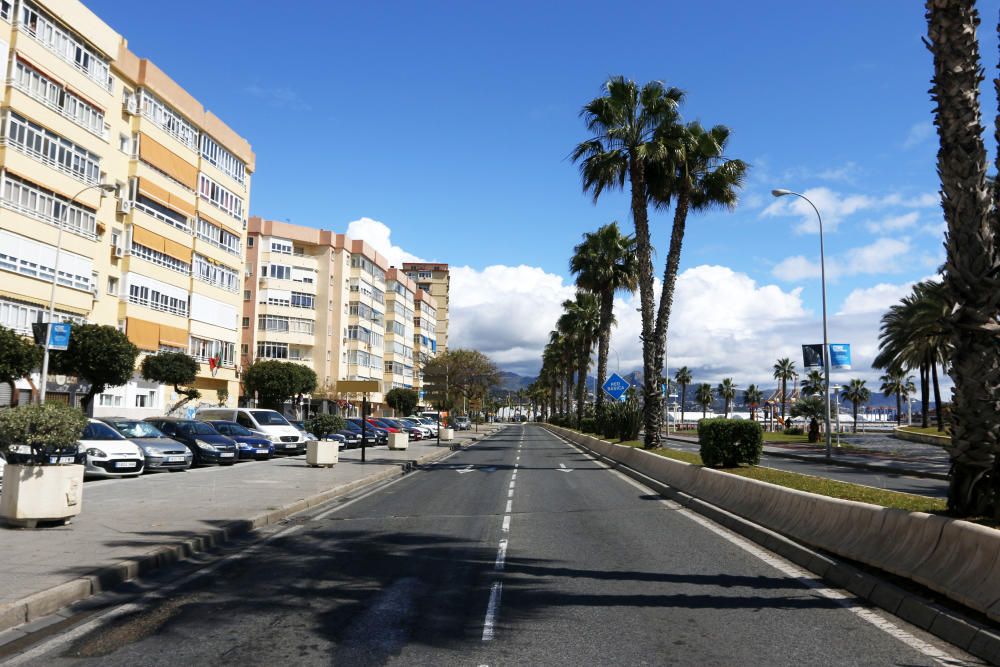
[1,0,10,20]
[20,2,112,90]
[256,341,288,359]
[243,290,251,301]
[291,292,314,309]
[265,264,291,280]
[198,173,243,220]
[138,89,198,149]
[196,217,241,255]
[12,59,106,137]
[0,173,98,239]
[200,134,246,186]
[133,194,190,231]
[119,134,130,153]
[418,271,433,279]
[190,336,235,366]
[131,242,191,275]
[258,315,314,334]
[241,317,249,329]
[0,230,91,291]
[270,239,292,255]
[240,343,249,355]
[98,393,122,407]
[127,282,188,317]
[193,254,240,292]
[247,237,254,247]
[107,276,119,295]
[0,297,84,335]
[4,112,101,184]
[134,391,156,408]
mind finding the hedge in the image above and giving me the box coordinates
[697,418,764,468]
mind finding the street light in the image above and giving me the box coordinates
[771,188,833,459]
[39,183,117,404]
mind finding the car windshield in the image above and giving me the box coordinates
[110,421,164,438]
[217,422,252,436]
[180,422,218,435]
[81,422,124,440]
[250,410,289,426]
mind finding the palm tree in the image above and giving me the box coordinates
[773,358,797,424]
[840,379,871,433]
[558,292,600,429]
[695,383,714,419]
[880,371,914,427]
[572,76,683,449]
[569,222,638,413]
[744,384,763,422]
[674,366,692,427]
[925,3,1000,516]
[646,122,748,428]
[801,370,826,397]
[716,378,736,418]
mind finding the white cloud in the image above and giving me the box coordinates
[345,217,424,267]
[762,186,875,233]
[772,238,911,282]
[838,281,914,315]
[864,211,918,234]
[902,121,934,149]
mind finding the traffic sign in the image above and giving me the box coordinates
[32,322,72,350]
[602,373,630,401]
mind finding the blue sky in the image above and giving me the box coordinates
[87,0,1000,383]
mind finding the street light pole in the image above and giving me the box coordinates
[39,183,116,404]
[772,189,833,459]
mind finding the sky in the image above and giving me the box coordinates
[87,0,1000,388]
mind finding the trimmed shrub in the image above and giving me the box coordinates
[698,418,764,468]
[306,414,345,438]
[580,417,597,434]
[784,426,804,436]
[0,403,87,465]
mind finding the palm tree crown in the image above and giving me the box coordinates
[744,384,763,421]
[840,379,871,433]
[773,357,798,422]
[716,378,736,418]
[695,382,714,418]
[674,366,692,427]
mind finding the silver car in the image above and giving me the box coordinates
[99,418,193,472]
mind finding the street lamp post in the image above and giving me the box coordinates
[772,189,833,459]
[39,183,117,404]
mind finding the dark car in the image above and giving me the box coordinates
[381,418,423,440]
[340,420,380,446]
[204,421,274,460]
[346,418,388,444]
[98,418,193,472]
[336,429,362,449]
[144,418,238,466]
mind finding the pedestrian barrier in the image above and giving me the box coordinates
[543,424,1000,624]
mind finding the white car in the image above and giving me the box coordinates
[409,416,439,434]
[78,419,145,478]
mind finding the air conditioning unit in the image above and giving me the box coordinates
[124,94,138,115]
[112,245,124,258]
[244,267,253,277]
[91,285,99,298]
[117,199,133,215]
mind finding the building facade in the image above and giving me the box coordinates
[0,0,253,416]
[402,262,449,354]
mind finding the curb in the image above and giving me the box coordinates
[560,429,1000,665]
[0,444,463,636]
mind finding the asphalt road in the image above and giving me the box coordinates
[7,425,973,666]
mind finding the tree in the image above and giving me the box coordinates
[880,371,914,426]
[0,326,41,407]
[385,388,418,416]
[217,386,229,407]
[242,360,312,411]
[773,358,797,423]
[744,384,763,422]
[840,379,871,433]
[422,349,501,414]
[569,221,638,413]
[674,366,692,427]
[140,352,201,415]
[791,396,825,443]
[306,413,345,439]
[50,324,139,412]
[924,1,1000,516]
[289,364,318,419]
[645,121,748,442]
[695,383,714,419]
[557,291,600,428]
[801,370,826,397]
[573,76,684,449]
[716,378,736,418]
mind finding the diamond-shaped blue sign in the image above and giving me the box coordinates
[602,373,630,401]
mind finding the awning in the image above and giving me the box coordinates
[126,317,159,351]
[137,177,196,219]
[138,133,198,190]
[158,323,188,349]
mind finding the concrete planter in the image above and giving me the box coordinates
[0,464,84,528]
[306,441,338,468]
[440,428,454,441]
[388,433,409,450]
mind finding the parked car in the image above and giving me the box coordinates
[388,418,426,440]
[368,418,400,433]
[144,418,238,466]
[398,418,432,438]
[336,429,362,449]
[409,416,439,434]
[77,419,145,478]
[453,415,472,430]
[98,418,193,472]
[204,421,274,460]
[195,408,307,455]
[342,420,384,445]
[347,418,389,444]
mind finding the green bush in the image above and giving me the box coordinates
[580,417,597,434]
[784,426,804,436]
[0,403,88,466]
[698,418,764,468]
[599,396,641,442]
[306,414,345,438]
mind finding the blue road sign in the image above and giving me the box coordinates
[602,373,630,401]
[48,322,72,351]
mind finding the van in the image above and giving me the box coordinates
[195,408,307,454]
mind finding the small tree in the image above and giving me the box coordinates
[791,395,825,443]
[289,364,317,419]
[50,324,139,412]
[0,402,87,465]
[841,379,871,433]
[0,326,41,407]
[242,361,313,411]
[217,386,230,406]
[385,388,418,416]
[306,413,345,439]
[140,352,201,415]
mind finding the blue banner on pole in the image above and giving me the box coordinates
[802,343,851,370]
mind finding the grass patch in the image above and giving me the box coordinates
[898,425,951,438]
[762,432,811,444]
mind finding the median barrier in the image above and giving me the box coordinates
[543,424,1000,624]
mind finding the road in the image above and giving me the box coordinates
[6,425,974,666]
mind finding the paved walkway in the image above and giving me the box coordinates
[0,428,502,633]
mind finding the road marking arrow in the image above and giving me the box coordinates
[457,465,475,474]
[558,463,573,473]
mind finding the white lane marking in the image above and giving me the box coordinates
[507,488,514,499]
[516,455,520,461]
[514,463,519,469]
[457,465,476,474]
[608,468,969,667]
[494,539,508,571]
[502,515,511,532]
[558,463,573,473]
[508,481,515,490]
[505,500,512,513]
[482,581,502,641]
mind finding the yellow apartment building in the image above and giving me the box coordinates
[0,0,253,416]
[402,262,449,354]
[413,288,438,396]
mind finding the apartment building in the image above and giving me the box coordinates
[245,219,441,414]
[0,0,253,415]
[402,262,449,354]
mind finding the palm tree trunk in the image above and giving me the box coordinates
[852,401,858,433]
[931,362,944,432]
[781,380,787,421]
[920,362,930,429]
[896,392,902,426]
[596,288,613,413]
[628,158,659,449]
[576,351,588,428]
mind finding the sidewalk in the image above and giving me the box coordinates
[0,427,502,634]
[663,431,950,480]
